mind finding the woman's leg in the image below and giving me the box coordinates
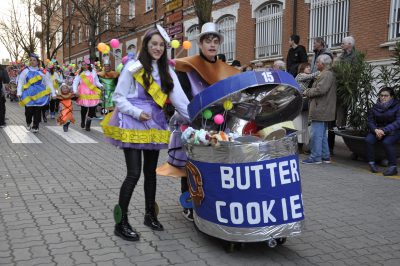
[80,106,87,128]
[143,149,163,230]
[382,135,400,166]
[365,133,378,163]
[25,106,33,129]
[115,148,142,241]
[32,106,42,131]
[85,106,96,131]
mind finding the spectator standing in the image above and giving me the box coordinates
[310,37,332,73]
[0,65,10,128]
[286,34,308,77]
[273,60,286,71]
[302,54,336,164]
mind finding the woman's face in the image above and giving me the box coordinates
[199,36,220,60]
[29,57,39,67]
[303,65,311,74]
[147,34,165,60]
[379,91,392,103]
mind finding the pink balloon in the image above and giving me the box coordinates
[121,55,128,65]
[110,39,120,49]
[214,114,224,125]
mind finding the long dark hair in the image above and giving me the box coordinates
[138,28,174,94]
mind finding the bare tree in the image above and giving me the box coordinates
[0,16,24,62]
[193,0,213,28]
[70,0,129,62]
[36,0,66,60]
[8,0,40,55]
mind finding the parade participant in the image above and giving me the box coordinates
[48,63,63,119]
[72,58,103,131]
[156,22,240,222]
[101,25,190,241]
[97,57,119,113]
[17,53,56,133]
[57,83,75,132]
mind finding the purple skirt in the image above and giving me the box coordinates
[102,98,170,150]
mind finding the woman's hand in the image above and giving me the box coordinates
[139,111,151,121]
[375,129,385,139]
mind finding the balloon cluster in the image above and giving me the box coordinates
[97,38,120,55]
[202,100,233,128]
[169,40,192,58]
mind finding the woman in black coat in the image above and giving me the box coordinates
[366,87,400,175]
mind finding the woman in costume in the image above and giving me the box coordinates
[157,22,240,221]
[101,25,190,241]
[17,53,56,133]
[97,58,119,113]
[72,58,103,131]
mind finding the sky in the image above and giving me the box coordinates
[0,0,22,61]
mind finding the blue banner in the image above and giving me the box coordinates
[187,155,304,228]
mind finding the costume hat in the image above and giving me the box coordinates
[197,22,224,44]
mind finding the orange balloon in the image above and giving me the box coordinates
[182,41,192,50]
[97,42,107,52]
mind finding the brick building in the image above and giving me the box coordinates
[61,0,400,69]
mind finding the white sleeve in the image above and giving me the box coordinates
[112,64,143,119]
[72,75,81,93]
[16,69,28,96]
[168,66,190,121]
[92,70,103,88]
[44,72,56,97]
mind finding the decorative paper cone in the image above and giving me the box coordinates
[156,162,187,178]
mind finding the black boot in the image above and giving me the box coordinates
[85,118,91,131]
[368,162,378,173]
[383,166,398,176]
[144,211,164,231]
[114,213,140,241]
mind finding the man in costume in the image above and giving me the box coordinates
[156,22,240,221]
[97,58,119,113]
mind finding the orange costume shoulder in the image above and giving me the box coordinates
[174,55,240,85]
[97,71,119,79]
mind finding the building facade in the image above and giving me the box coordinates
[61,0,400,69]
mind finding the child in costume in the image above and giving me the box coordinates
[57,83,75,132]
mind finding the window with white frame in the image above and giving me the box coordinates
[71,26,75,46]
[216,15,236,62]
[129,0,135,19]
[104,12,109,30]
[309,0,349,50]
[186,25,199,56]
[146,0,153,11]
[78,25,82,43]
[255,2,283,59]
[389,0,400,40]
[85,26,89,41]
[116,3,121,25]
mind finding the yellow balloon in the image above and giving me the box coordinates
[171,40,180,49]
[223,100,233,110]
[103,45,110,54]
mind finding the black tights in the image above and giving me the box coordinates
[80,106,96,122]
[118,148,160,215]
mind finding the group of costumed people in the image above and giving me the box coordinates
[16,54,119,133]
[100,23,240,241]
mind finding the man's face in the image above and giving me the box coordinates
[104,65,111,72]
[289,38,294,47]
[313,41,322,51]
[199,36,220,59]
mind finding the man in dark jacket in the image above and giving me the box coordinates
[286,34,308,77]
[0,65,10,127]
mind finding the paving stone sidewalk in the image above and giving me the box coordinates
[1,100,400,266]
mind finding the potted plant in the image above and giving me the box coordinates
[334,43,400,161]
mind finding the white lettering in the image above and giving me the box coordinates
[215,201,228,223]
[236,166,250,190]
[290,159,300,182]
[250,165,263,189]
[220,166,234,189]
[265,162,277,187]
[290,195,303,219]
[230,202,244,224]
[279,161,291,185]
[281,198,288,221]
[247,202,261,224]
[262,200,276,223]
